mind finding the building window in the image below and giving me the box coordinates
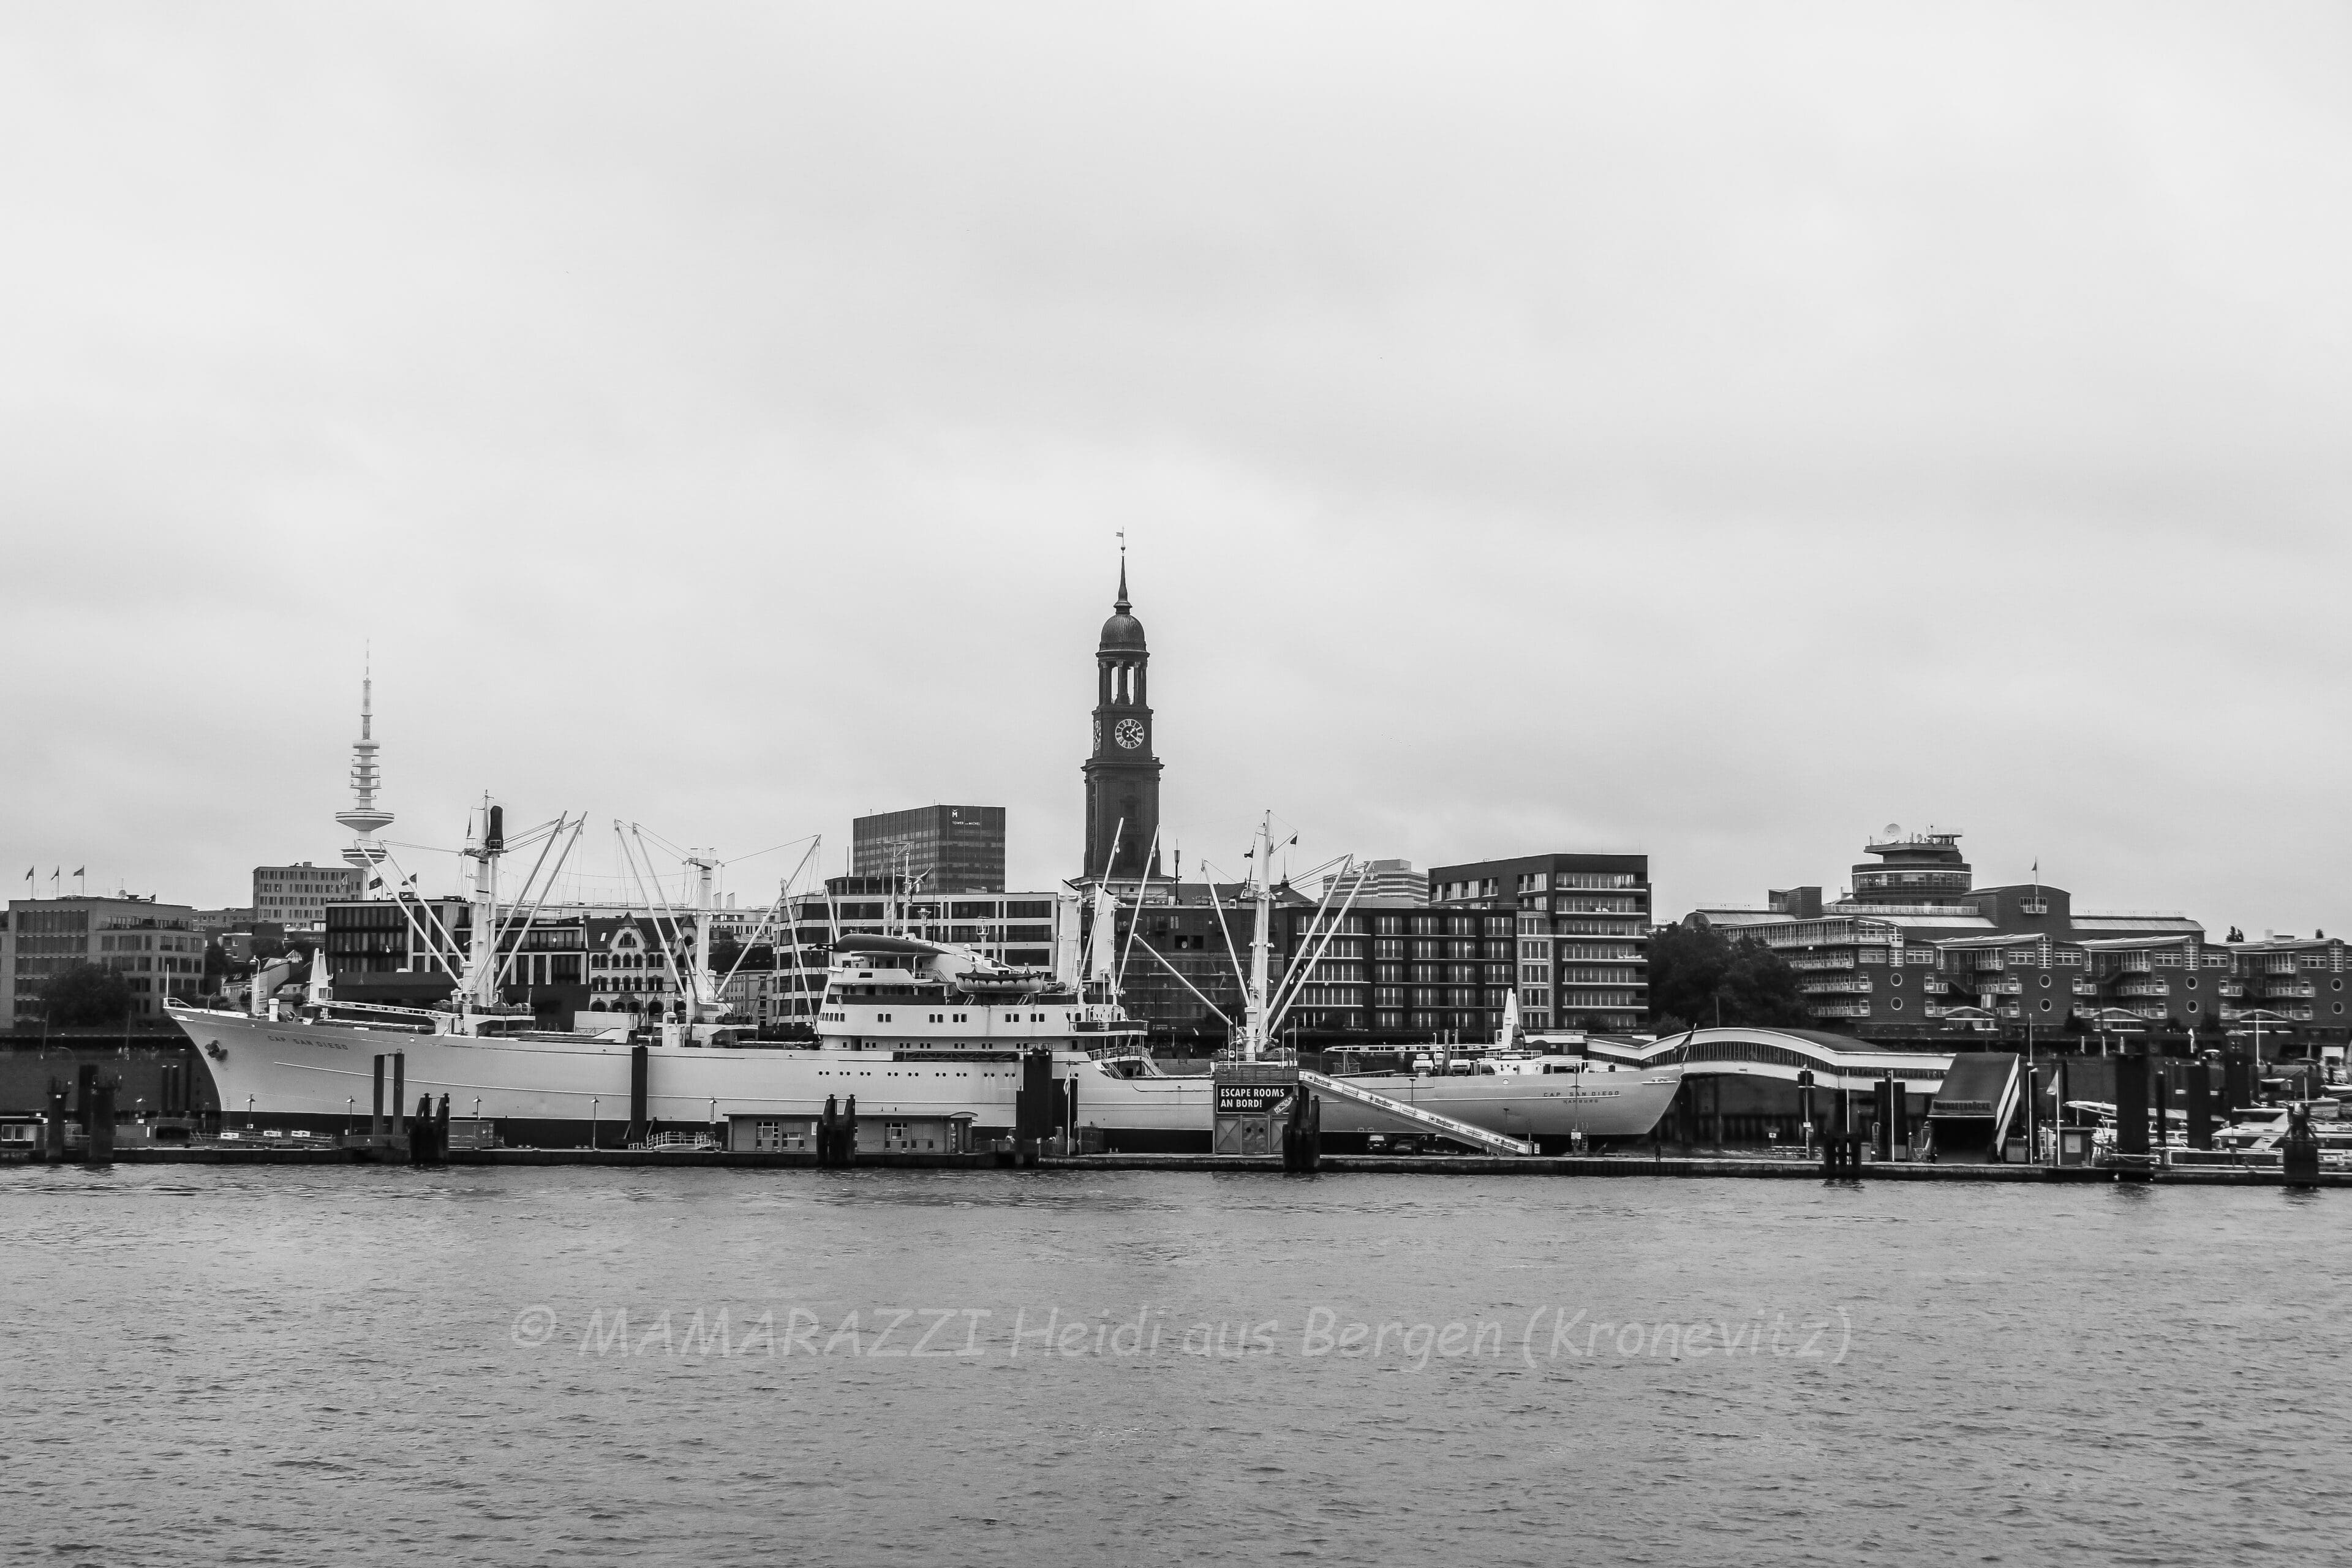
[1889,998,1902,1011]
[2040,999,2053,1012]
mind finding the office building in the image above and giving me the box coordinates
[253,863,364,934]
[2,894,205,1023]
[851,806,1006,894]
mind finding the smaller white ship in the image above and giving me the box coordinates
[1310,993,1682,1148]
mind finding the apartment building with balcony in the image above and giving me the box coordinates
[1682,828,2204,1039]
[2223,935,2350,1034]
[2063,933,2345,1050]
[1932,933,2093,1030]
[1426,853,1651,1036]
[2068,935,2230,1035]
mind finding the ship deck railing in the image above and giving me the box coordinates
[627,1131,721,1153]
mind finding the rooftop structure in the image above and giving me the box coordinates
[1323,859,1425,905]
[1850,827,1971,905]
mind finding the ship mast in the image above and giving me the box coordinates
[687,850,718,1013]
[1242,815,1274,1058]
[460,799,505,1011]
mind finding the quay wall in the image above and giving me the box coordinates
[0,1036,216,1115]
[4,1145,2342,1185]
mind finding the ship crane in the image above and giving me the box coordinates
[615,823,823,1042]
[1112,812,1368,1063]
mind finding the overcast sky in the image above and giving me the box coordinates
[4,3,2348,931]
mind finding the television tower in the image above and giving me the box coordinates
[336,662,396,891]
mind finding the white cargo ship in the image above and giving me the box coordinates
[166,937,1681,1153]
[168,812,1680,1152]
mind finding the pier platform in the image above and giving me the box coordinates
[4,1145,2344,1183]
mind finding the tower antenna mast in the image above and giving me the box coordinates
[336,652,396,894]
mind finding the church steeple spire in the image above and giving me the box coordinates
[1084,545,1162,881]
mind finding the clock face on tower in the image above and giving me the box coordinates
[1115,717,1145,750]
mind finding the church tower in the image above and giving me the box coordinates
[1083,559,1163,880]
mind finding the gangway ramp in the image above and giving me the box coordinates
[1925,1052,2021,1164]
[1297,1071,1536,1156]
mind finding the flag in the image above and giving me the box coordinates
[72,866,83,877]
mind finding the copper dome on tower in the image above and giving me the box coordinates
[1098,560,1147,650]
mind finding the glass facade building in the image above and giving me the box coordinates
[851,805,1007,894]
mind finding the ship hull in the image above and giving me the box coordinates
[170,1004,1047,1137]
[1314,1068,1684,1145]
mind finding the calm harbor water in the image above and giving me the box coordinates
[7,1166,2349,1566]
